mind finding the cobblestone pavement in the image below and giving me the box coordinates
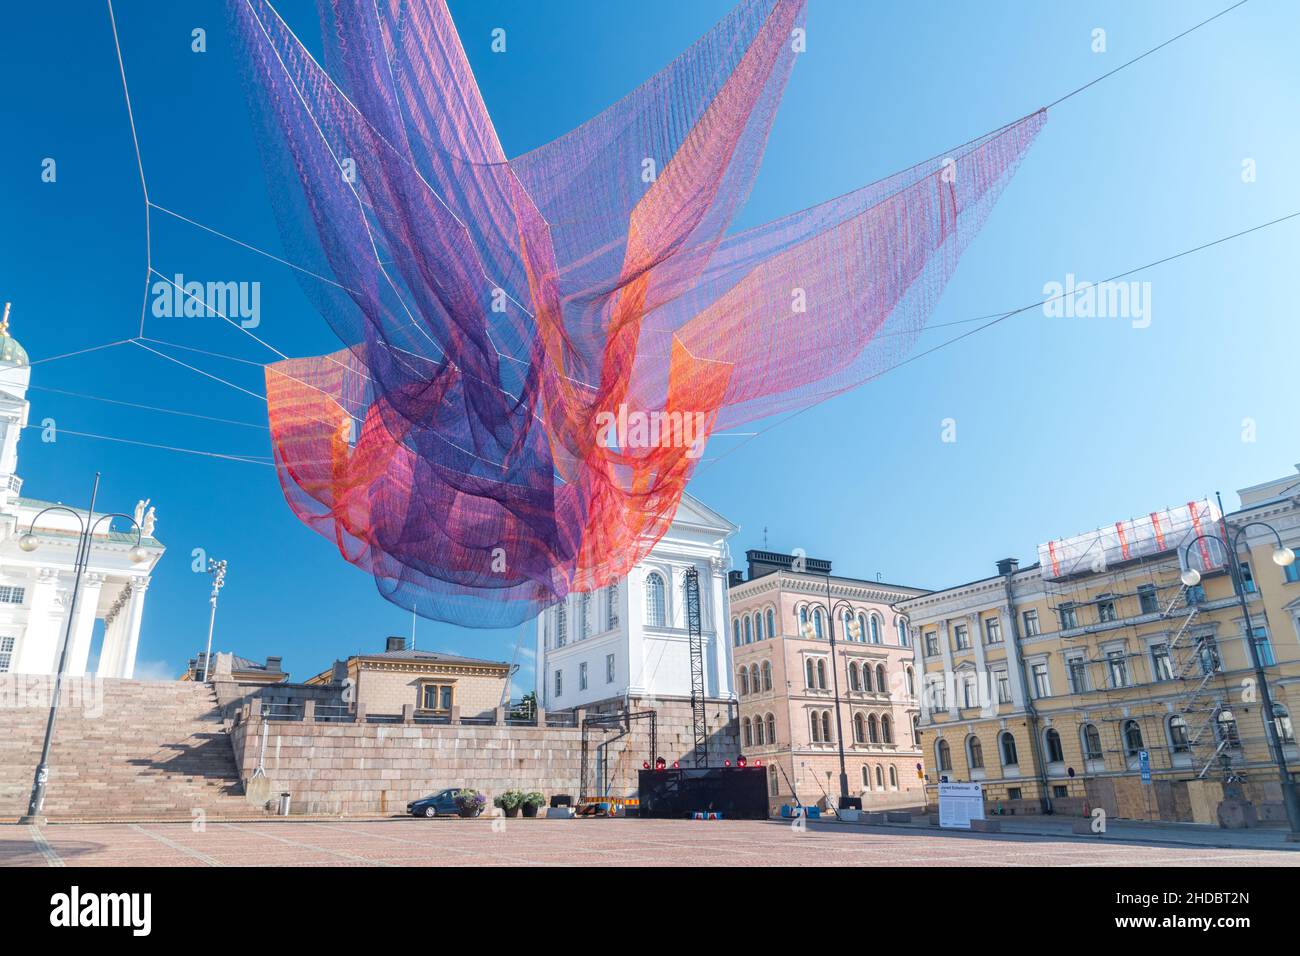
[3,818,1299,867]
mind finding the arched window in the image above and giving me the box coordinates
[897,617,908,645]
[579,592,591,640]
[644,572,666,627]
[816,659,827,690]
[881,714,893,744]
[1123,719,1144,756]
[754,715,765,746]
[937,739,953,772]
[749,664,760,694]
[967,735,984,769]
[911,715,919,745]
[889,765,898,789]
[742,717,753,747]
[876,664,887,694]
[738,668,749,696]
[798,606,810,637]
[848,662,861,692]
[875,765,884,789]
[854,712,866,743]
[813,607,825,639]
[1000,731,1019,766]
[1045,728,1064,763]
[867,714,880,744]
[761,660,772,691]
[732,619,741,647]
[1275,705,1296,745]
[861,766,870,789]
[862,663,873,693]
[843,610,855,641]
[905,667,915,697]
[754,613,763,641]
[555,602,568,647]
[805,658,816,689]
[766,608,775,640]
[821,711,832,742]
[1081,723,1103,761]
[766,712,776,744]
[606,582,619,628]
[810,711,822,743]
[857,613,869,643]
[743,615,752,644]
[870,615,881,644]
[1167,714,1190,753]
[1217,710,1241,748]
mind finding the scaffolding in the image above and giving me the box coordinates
[684,566,709,769]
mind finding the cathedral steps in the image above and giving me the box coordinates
[0,678,265,821]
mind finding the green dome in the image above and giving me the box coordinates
[0,310,26,367]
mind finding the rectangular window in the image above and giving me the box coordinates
[1022,609,1040,637]
[1252,626,1275,666]
[0,586,25,605]
[1151,643,1174,682]
[421,683,453,711]
[953,624,970,650]
[554,669,563,697]
[924,633,939,657]
[1007,787,1023,801]
[984,617,1002,645]
[0,635,14,673]
[962,673,977,708]
[1107,650,1129,689]
[578,661,588,691]
[1067,657,1088,694]
[1058,604,1078,630]
[1186,584,1206,605]
[1285,561,1300,584]
[1097,597,1117,624]
[995,670,1011,704]
[605,653,615,684]
[1031,662,1050,698]
[1239,562,1257,593]
[1138,584,1160,615]
[1052,785,1069,799]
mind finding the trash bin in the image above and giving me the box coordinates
[277,792,292,816]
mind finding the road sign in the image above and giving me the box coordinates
[1139,749,1151,784]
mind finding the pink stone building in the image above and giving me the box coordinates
[728,550,929,814]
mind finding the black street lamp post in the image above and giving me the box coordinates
[1180,521,1299,838]
[17,473,148,825]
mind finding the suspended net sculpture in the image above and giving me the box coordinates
[230,0,1046,627]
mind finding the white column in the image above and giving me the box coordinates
[97,581,131,678]
[626,568,646,695]
[15,568,60,674]
[119,577,150,679]
[65,572,105,676]
[535,610,548,706]
[937,620,958,718]
[913,625,933,723]
[708,557,732,699]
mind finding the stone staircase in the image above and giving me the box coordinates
[0,679,264,821]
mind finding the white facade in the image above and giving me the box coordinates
[535,493,738,710]
[0,317,164,678]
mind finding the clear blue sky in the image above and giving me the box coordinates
[1,1,1296,692]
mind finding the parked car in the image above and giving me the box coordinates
[408,788,478,818]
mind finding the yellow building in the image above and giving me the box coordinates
[896,468,1300,824]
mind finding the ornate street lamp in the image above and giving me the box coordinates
[17,473,149,825]
[198,558,228,682]
[1180,521,1298,837]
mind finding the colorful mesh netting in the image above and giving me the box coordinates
[230,0,1045,626]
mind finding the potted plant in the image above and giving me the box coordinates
[493,789,524,818]
[521,791,546,818]
[454,788,486,818]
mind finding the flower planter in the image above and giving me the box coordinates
[504,806,520,818]
[521,804,539,818]
[458,806,479,818]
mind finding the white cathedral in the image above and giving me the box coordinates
[534,493,738,710]
[0,307,165,679]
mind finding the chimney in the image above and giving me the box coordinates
[385,636,406,653]
[265,656,282,673]
[996,557,1019,576]
[727,570,744,588]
